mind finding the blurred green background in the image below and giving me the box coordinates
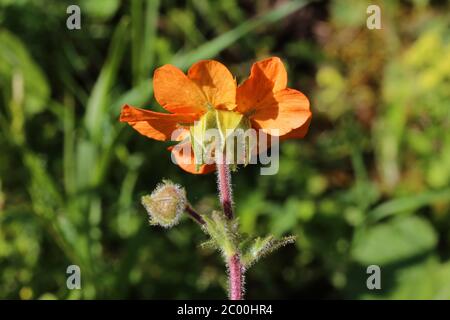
[0,0,449,299]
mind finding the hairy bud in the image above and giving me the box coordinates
[141,180,187,228]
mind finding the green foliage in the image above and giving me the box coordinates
[240,235,296,269]
[352,215,437,265]
[201,211,240,259]
[0,0,449,299]
[0,30,49,117]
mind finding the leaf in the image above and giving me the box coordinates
[388,258,450,300]
[201,211,240,258]
[241,235,296,269]
[62,101,76,196]
[352,215,437,265]
[111,80,153,115]
[199,239,218,251]
[0,30,50,116]
[79,0,120,20]
[23,151,89,271]
[84,17,129,141]
[131,0,160,84]
[366,188,450,222]
[353,257,450,300]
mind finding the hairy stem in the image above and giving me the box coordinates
[228,254,244,300]
[216,151,234,220]
[216,151,244,300]
[185,204,205,225]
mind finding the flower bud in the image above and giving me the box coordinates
[141,180,187,228]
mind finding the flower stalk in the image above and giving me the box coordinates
[185,204,205,225]
[216,151,234,220]
[228,254,244,300]
[216,150,244,300]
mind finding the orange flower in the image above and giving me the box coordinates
[120,57,311,174]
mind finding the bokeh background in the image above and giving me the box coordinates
[1,0,449,299]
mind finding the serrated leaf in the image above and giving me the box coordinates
[199,239,218,251]
[241,235,296,269]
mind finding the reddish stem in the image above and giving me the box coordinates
[215,151,244,300]
[228,254,243,300]
[185,204,205,225]
[216,152,233,220]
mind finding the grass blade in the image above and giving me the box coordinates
[172,0,310,69]
[84,18,129,141]
[367,188,450,222]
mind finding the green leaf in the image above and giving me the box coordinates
[199,239,218,251]
[201,211,240,258]
[241,235,296,269]
[130,0,143,84]
[388,258,450,300]
[79,0,120,20]
[131,0,160,84]
[352,215,438,265]
[84,17,129,141]
[62,100,76,196]
[23,151,89,272]
[366,188,450,222]
[0,30,50,116]
[355,257,450,299]
[111,80,153,115]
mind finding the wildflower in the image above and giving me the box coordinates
[120,57,311,174]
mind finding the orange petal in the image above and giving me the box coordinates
[280,115,312,140]
[153,64,208,114]
[120,104,198,141]
[250,116,311,159]
[169,142,215,174]
[250,88,311,136]
[236,57,288,114]
[187,60,236,111]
